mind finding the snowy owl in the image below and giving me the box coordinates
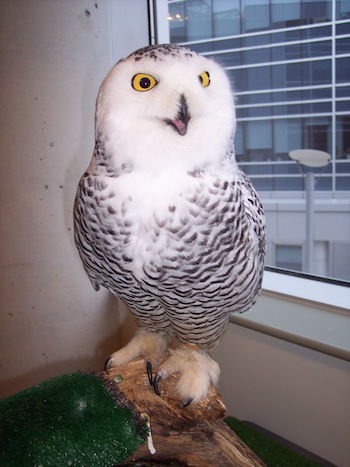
[74,44,265,406]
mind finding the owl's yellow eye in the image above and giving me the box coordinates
[199,71,210,87]
[132,73,157,92]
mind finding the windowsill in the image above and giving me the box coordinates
[261,268,350,309]
[230,270,350,362]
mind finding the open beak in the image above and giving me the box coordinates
[165,94,190,136]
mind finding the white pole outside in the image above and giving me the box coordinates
[305,171,315,274]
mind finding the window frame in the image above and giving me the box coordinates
[230,267,350,361]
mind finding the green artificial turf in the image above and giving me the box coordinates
[0,373,148,466]
[225,416,321,467]
[0,373,327,467]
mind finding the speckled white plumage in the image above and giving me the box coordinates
[74,44,265,404]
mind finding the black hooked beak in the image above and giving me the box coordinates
[165,94,190,136]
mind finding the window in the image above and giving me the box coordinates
[336,0,350,19]
[166,0,350,282]
[213,0,241,36]
[272,0,301,28]
[276,245,303,271]
[243,0,270,32]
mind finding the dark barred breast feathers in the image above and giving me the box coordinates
[74,151,265,350]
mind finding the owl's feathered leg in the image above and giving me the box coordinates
[104,329,171,377]
[153,345,220,406]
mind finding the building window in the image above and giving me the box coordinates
[276,245,303,271]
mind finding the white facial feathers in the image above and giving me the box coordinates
[94,44,236,172]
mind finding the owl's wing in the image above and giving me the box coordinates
[238,167,266,256]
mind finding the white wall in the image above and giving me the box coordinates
[0,0,149,399]
[213,299,350,467]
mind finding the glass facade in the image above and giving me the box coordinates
[168,0,350,192]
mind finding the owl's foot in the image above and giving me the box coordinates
[104,329,170,376]
[153,347,220,406]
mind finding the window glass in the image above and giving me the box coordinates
[301,0,332,23]
[336,176,350,190]
[244,33,270,47]
[246,120,273,161]
[336,100,350,112]
[336,116,350,159]
[246,92,272,104]
[272,43,301,61]
[307,59,332,85]
[303,117,332,153]
[336,57,350,83]
[186,0,213,41]
[272,62,303,87]
[245,65,271,90]
[336,85,350,99]
[336,0,350,19]
[245,105,273,118]
[213,0,241,36]
[212,51,242,67]
[302,40,332,58]
[242,0,270,32]
[276,246,303,271]
[166,0,350,281]
[272,0,301,28]
[243,48,271,65]
[274,119,298,156]
[336,37,350,55]
[303,25,332,39]
[168,3,186,43]
[213,37,242,50]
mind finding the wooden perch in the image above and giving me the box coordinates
[101,359,265,466]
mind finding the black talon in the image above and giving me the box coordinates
[153,373,162,396]
[104,356,112,374]
[181,397,193,408]
[146,361,153,386]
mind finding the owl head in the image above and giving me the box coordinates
[95,44,236,172]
